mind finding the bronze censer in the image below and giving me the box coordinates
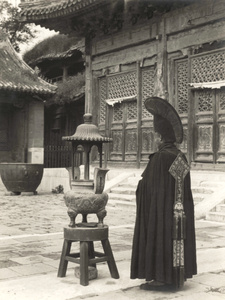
[62,113,112,228]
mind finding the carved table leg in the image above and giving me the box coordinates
[80,241,89,286]
[58,239,72,277]
[97,209,107,227]
[68,210,77,227]
[101,239,119,279]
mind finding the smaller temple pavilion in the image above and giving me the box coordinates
[0,31,56,164]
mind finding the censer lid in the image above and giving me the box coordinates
[62,113,112,142]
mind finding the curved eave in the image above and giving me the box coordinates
[20,0,105,22]
[27,49,84,68]
[0,82,56,96]
[0,33,57,97]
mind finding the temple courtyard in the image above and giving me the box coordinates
[0,170,225,300]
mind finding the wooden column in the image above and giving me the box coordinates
[62,66,68,82]
[136,61,142,168]
[187,49,193,165]
[85,37,92,114]
[154,17,167,99]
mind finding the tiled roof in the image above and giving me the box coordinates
[0,32,56,96]
[20,0,105,21]
[27,41,85,67]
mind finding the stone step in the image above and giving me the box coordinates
[191,180,225,188]
[107,172,225,219]
[109,192,205,204]
[190,171,225,182]
[215,204,225,212]
[206,212,225,222]
[109,186,213,205]
[110,186,136,195]
[193,194,205,204]
[122,177,141,185]
[118,183,137,189]
[108,199,136,210]
[191,187,215,194]
[108,193,135,202]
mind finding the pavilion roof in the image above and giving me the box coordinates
[19,0,194,37]
[0,32,56,96]
[20,0,102,18]
[24,37,84,68]
[19,0,105,28]
[19,0,120,35]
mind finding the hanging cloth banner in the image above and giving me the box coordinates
[169,152,190,288]
[105,95,137,106]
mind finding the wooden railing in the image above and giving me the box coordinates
[44,145,84,168]
[44,145,71,168]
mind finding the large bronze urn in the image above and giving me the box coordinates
[62,113,112,227]
[0,163,43,195]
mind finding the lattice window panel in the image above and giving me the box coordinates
[128,101,137,120]
[176,59,188,114]
[141,67,155,119]
[219,90,225,111]
[108,72,137,99]
[196,90,213,112]
[99,77,107,124]
[113,103,123,121]
[191,51,225,83]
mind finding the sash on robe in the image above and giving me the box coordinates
[169,152,190,288]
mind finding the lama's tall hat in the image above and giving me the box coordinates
[144,97,183,144]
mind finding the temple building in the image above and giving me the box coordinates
[0,32,56,164]
[19,0,225,169]
[23,35,85,168]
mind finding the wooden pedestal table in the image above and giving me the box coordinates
[57,225,119,286]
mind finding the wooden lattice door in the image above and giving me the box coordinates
[193,88,225,163]
[191,50,225,163]
[107,71,137,162]
[109,100,137,161]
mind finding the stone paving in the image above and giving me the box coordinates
[0,179,225,300]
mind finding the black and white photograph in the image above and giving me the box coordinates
[0,0,225,299]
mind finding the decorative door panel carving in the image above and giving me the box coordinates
[141,127,155,160]
[194,90,214,162]
[216,89,225,162]
[217,124,225,162]
[124,101,137,161]
[110,129,123,160]
[109,103,124,161]
[125,129,137,161]
[179,123,188,154]
[99,77,107,125]
[175,58,188,155]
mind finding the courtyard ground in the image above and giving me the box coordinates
[0,174,225,300]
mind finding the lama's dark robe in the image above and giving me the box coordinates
[130,142,197,284]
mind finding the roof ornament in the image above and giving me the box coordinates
[63,113,112,142]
